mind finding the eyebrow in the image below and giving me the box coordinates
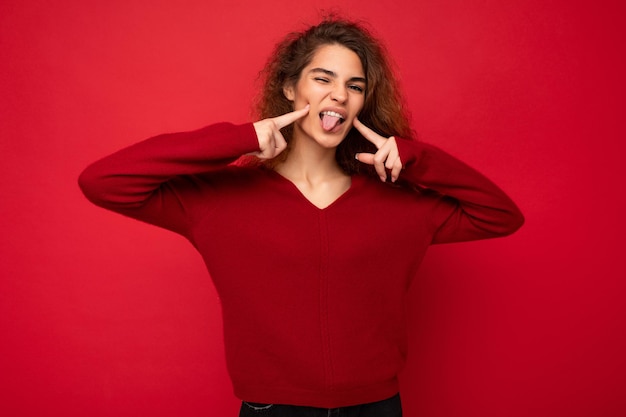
[309,67,367,84]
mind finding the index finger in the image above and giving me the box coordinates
[273,105,310,129]
[353,118,386,148]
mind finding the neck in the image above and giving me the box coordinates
[276,130,347,184]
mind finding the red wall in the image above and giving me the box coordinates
[1,1,624,416]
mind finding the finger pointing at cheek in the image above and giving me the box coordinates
[252,105,310,160]
[353,118,403,182]
[353,118,386,148]
[273,105,310,130]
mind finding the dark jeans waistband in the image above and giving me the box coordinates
[239,393,402,417]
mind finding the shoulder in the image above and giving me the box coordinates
[194,165,270,187]
[352,174,443,213]
[357,173,427,197]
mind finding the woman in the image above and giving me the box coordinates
[79,18,524,417]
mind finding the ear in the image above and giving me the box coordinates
[283,84,295,101]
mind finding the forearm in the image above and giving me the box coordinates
[78,122,258,210]
[396,138,524,243]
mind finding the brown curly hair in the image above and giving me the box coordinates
[252,17,415,175]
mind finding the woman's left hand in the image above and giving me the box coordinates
[353,118,403,183]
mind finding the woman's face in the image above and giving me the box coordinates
[284,44,366,148]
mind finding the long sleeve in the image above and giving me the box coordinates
[78,122,260,235]
[395,138,524,244]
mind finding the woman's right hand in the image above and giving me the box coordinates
[251,105,309,160]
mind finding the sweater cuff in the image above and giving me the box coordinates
[236,122,261,154]
[395,136,425,168]
[206,122,260,158]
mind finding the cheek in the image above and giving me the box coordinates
[295,82,327,102]
[357,94,366,109]
[357,100,365,113]
[351,98,365,117]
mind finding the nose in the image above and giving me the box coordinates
[330,84,347,103]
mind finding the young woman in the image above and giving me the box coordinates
[79,18,524,417]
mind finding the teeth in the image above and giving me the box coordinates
[320,111,345,120]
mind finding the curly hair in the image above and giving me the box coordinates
[252,17,414,175]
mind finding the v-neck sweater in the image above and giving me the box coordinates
[79,122,524,408]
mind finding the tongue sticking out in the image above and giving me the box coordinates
[321,114,342,132]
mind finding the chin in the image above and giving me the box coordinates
[317,139,344,149]
[309,134,343,149]
[311,128,349,148]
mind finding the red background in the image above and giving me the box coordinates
[1,1,625,416]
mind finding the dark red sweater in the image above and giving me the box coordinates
[78,122,523,408]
